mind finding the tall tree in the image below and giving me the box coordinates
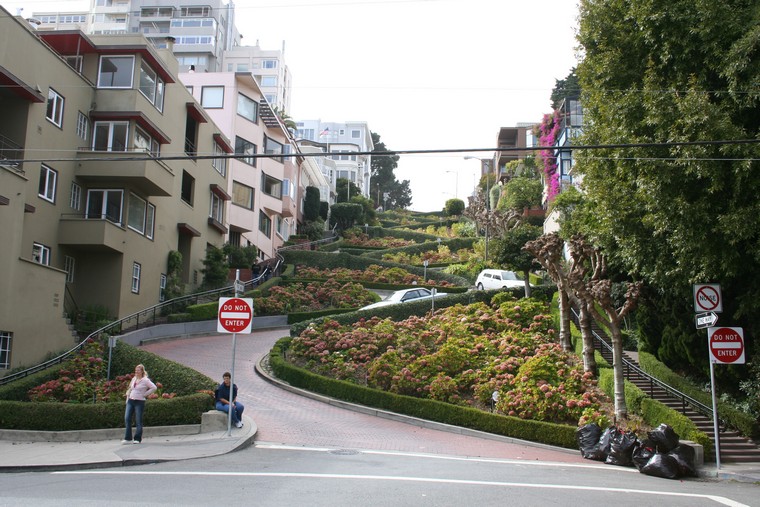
[335,178,362,204]
[576,0,760,378]
[370,132,412,209]
[550,67,580,110]
[490,224,542,298]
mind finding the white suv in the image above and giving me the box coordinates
[475,269,525,290]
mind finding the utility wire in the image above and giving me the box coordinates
[6,138,760,165]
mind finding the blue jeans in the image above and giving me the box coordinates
[124,399,146,442]
[215,401,244,424]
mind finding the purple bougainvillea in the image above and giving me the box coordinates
[538,111,562,202]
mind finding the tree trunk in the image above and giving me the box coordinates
[558,289,572,352]
[523,273,532,298]
[609,323,628,421]
[578,301,597,376]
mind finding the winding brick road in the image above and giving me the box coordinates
[142,328,588,463]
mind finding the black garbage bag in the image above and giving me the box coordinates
[641,453,682,480]
[632,439,657,471]
[648,423,680,453]
[606,429,638,467]
[576,423,603,460]
[667,444,698,478]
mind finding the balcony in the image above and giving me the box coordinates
[76,150,174,196]
[58,215,127,253]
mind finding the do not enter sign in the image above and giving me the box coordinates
[217,297,253,334]
[708,327,745,364]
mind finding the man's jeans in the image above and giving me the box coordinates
[124,399,146,442]
[215,401,244,424]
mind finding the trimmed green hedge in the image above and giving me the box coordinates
[360,237,479,260]
[287,308,360,324]
[281,250,470,286]
[637,351,759,439]
[596,367,713,454]
[289,286,556,338]
[269,337,577,449]
[0,341,216,430]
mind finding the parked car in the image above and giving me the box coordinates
[475,269,526,290]
[359,287,449,310]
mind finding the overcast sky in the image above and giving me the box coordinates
[2,0,580,211]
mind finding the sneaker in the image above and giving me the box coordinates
[132,440,141,444]
[121,439,132,444]
[235,421,243,428]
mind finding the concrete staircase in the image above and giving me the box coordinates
[590,325,760,463]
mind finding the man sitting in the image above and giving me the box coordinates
[215,372,244,428]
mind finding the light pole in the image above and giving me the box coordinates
[445,170,459,200]
[464,156,493,262]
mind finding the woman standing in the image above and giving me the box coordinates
[123,364,157,444]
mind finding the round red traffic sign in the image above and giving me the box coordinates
[695,286,720,311]
[708,327,745,364]
[217,297,252,333]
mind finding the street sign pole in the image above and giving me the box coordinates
[709,360,721,470]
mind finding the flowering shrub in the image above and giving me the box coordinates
[27,340,177,403]
[538,111,562,202]
[342,229,414,248]
[255,279,377,315]
[295,264,454,287]
[287,299,606,424]
[382,245,480,266]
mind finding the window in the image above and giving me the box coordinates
[201,86,224,108]
[262,60,277,69]
[131,262,141,293]
[212,143,227,177]
[70,182,82,210]
[237,93,258,123]
[134,126,159,156]
[296,128,315,141]
[98,55,134,88]
[232,181,254,209]
[209,193,224,223]
[275,215,284,238]
[76,112,89,141]
[86,189,123,223]
[264,94,276,105]
[139,60,165,111]
[181,6,210,16]
[264,136,284,163]
[146,203,155,239]
[186,85,194,94]
[181,170,195,205]
[261,173,282,199]
[46,88,64,127]
[236,63,248,72]
[93,121,129,151]
[38,165,57,203]
[32,243,51,265]
[259,211,271,238]
[282,178,295,199]
[64,256,75,283]
[159,274,167,302]
[127,192,147,234]
[0,332,11,369]
[260,76,276,87]
[185,115,199,157]
[351,130,361,139]
[235,136,257,166]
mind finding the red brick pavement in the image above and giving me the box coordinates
[141,329,589,464]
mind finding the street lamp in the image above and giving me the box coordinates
[464,156,493,262]
[445,170,459,200]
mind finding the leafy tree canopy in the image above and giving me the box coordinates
[370,132,412,209]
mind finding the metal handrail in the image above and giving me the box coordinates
[0,269,271,387]
[569,306,720,426]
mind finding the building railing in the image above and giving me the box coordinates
[0,134,23,171]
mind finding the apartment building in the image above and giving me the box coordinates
[0,9,232,372]
[31,2,292,114]
[180,71,300,260]
[295,120,374,199]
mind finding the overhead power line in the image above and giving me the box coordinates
[5,138,760,165]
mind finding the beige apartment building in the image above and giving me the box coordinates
[0,9,233,373]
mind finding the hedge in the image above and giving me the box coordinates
[0,341,216,430]
[269,337,577,449]
[289,286,557,338]
[360,237,479,261]
[637,351,759,439]
[596,367,713,455]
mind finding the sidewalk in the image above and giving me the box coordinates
[0,415,256,472]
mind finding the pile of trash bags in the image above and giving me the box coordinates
[576,422,698,479]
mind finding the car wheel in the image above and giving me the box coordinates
[476,283,484,290]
